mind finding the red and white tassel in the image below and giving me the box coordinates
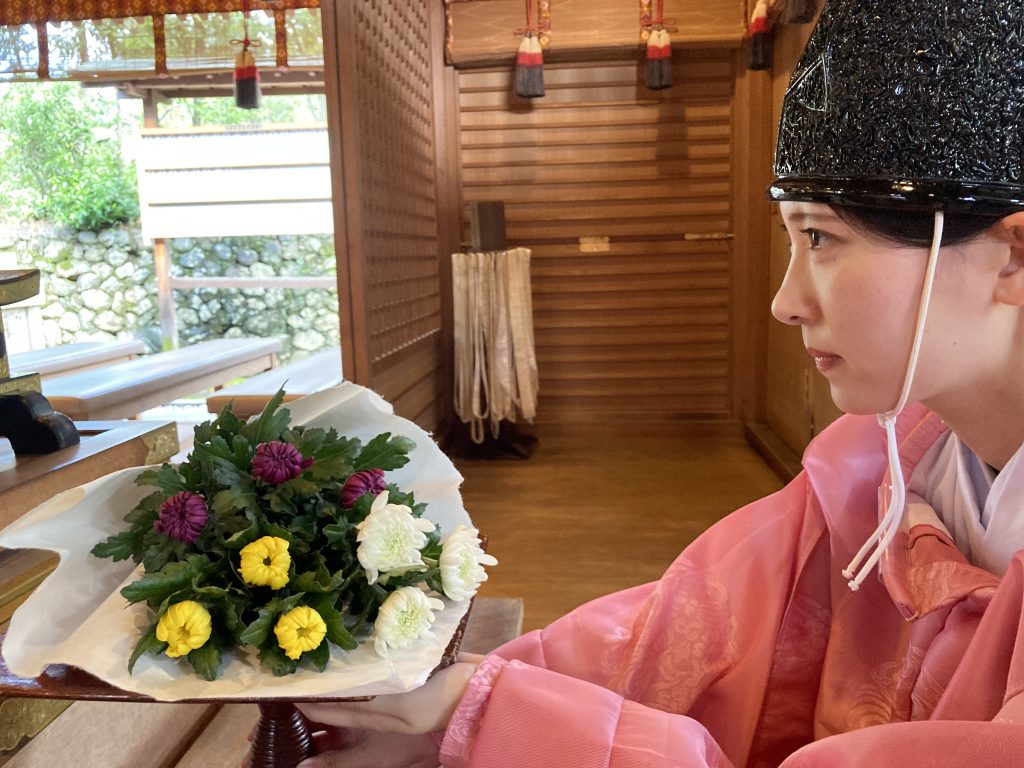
[748,0,772,70]
[646,27,672,90]
[514,35,545,98]
[234,45,261,109]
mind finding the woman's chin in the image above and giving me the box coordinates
[826,384,892,416]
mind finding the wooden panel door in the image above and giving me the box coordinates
[458,53,738,423]
[322,0,456,433]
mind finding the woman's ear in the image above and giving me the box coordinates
[993,212,1024,306]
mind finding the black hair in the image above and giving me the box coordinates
[830,205,1008,248]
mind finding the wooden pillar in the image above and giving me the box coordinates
[142,90,178,351]
[152,239,177,350]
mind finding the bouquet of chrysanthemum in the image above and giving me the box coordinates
[90,390,495,681]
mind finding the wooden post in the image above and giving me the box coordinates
[142,90,178,351]
[469,201,507,251]
[153,238,178,350]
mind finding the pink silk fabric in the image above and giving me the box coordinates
[440,404,1024,767]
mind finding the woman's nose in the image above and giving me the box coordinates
[771,257,816,326]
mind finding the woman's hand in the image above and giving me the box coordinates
[296,728,438,768]
[297,655,482,736]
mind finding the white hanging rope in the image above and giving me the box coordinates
[452,248,539,443]
[843,210,945,591]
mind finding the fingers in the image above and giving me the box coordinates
[310,725,363,753]
[297,661,479,736]
[297,732,438,768]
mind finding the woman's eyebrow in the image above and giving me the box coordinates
[784,210,842,227]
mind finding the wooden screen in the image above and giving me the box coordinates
[457,52,737,423]
[324,0,449,432]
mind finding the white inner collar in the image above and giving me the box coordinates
[908,431,1024,576]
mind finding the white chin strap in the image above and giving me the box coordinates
[842,210,945,591]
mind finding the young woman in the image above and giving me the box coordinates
[291,1,1024,765]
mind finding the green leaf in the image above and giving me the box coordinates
[323,524,352,548]
[121,556,210,605]
[188,640,223,681]
[192,583,230,600]
[306,435,360,480]
[304,637,330,672]
[140,536,187,574]
[213,404,242,437]
[128,624,167,674]
[217,598,246,643]
[134,465,187,495]
[353,433,414,472]
[123,492,163,525]
[245,389,290,446]
[91,530,143,562]
[281,476,319,496]
[308,593,358,651]
[258,642,298,676]
[294,427,327,459]
[211,485,257,516]
[225,520,262,551]
[240,607,275,646]
[212,459,247,488]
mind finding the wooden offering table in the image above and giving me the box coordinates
[0,597,523,768]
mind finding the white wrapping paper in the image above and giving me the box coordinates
[0,383,470,701]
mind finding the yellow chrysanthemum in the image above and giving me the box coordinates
[156,600,212,658]
[239,536,291,589]
[274,606,328,660]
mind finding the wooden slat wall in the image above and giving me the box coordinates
[458,53,738,423]
[765,14,841,455]
[324,0,450,432]
[446,0,747,66]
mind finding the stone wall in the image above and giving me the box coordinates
[0,221,339,364]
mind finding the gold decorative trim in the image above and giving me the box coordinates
[0,698,72,753]
[142,423,180,464]
[0,374,41,396]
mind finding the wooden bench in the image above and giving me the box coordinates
[41,338,281,421]
[9,340,146,380]
[205,346,342,419]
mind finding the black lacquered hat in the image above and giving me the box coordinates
[770,0,1024,213]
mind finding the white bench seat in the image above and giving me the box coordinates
[10,340,146,379]
[205,346,342,419]
[42,338,281,421]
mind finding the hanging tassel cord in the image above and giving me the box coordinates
[230,0,263,52]
[515,0,540,37]
[638,0,679,32]
[842,210,945,591]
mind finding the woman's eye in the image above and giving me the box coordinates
[800,228,827,249]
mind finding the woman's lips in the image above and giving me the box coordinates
[807,348,842,373]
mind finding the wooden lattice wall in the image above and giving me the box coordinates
[324,0,454,432]
[457,52,741,423]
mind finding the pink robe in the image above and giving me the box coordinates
[440,404,1024,767]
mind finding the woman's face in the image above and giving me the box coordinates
[772,201,1013,415]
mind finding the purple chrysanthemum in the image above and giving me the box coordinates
[341,468,387,507]
[252,441,310,485]
[154,491,209,543]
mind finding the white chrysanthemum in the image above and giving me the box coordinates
[439,525,498,602]
[355,491,435,584]
[373,586,445,657]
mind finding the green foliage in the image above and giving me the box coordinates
[91,392,431,679]
[0,81,139,229]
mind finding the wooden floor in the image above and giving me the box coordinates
[457,423,785,632]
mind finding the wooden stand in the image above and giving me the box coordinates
[0,595,478,768]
